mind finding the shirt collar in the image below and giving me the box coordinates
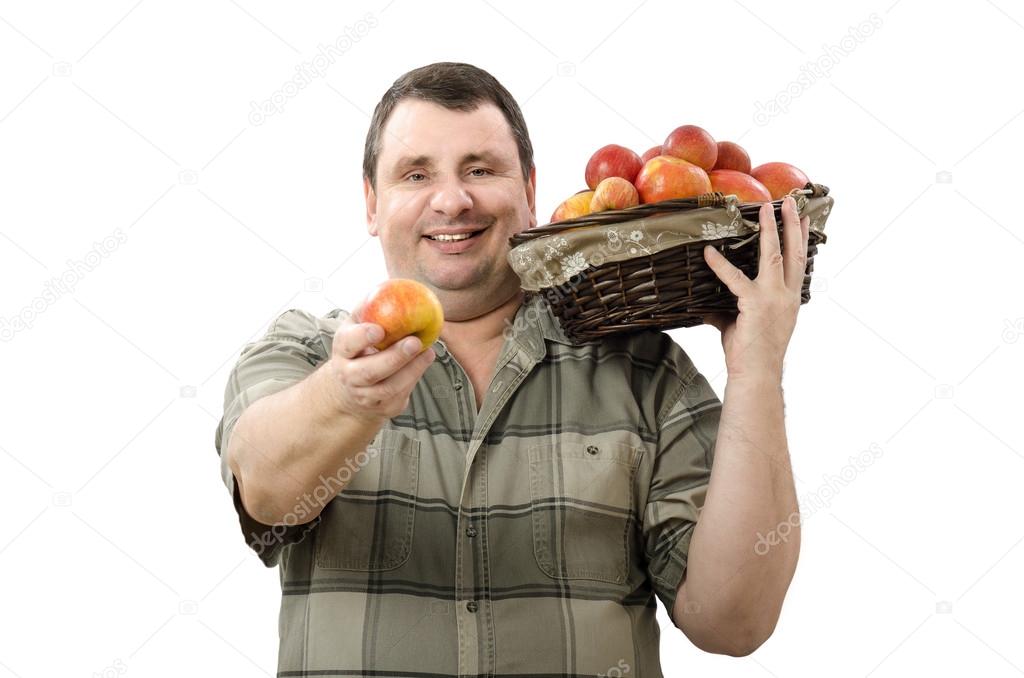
[432,294,573,363]
[507,293,574,360]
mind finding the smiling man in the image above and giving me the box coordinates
[216,62,804,676]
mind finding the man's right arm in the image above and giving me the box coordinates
[224,314,436,527]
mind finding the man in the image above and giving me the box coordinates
[216,62,807,676]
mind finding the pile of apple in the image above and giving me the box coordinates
[550,124,812,223]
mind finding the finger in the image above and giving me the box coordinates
[703,244,753,298]
[782,196,807,290]
[333,321,386,360]
[355,345,436,402]
[344,335,426,387]
[758,200,783,282]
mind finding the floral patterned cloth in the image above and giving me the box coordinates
[509,193,834,291]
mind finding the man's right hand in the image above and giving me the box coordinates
[325,314,437,421]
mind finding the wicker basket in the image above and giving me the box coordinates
[507,182,833,342]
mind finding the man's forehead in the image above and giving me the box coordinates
[379,99,517,167]
[390,148,510,170]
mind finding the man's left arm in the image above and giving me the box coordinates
[673,374,799,656]
[677,194,812,655]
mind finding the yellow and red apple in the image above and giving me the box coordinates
[585,144,642,189]
[356,279,444,352]
[550,189,596,222]
[640,145,663,164]
[711,141,752,174]
[662,125,718,171]
[708,169,772,203]
[634,155,712,204]
[591,177,639,212]
[750,162,810,199]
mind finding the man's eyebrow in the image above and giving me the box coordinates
[392,150,510,170]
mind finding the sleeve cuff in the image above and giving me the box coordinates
[648,521,697,625]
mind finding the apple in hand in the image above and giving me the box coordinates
[711,141,751,173]
[750,162,810,199]
[355,279,445,352]
[550,190,596,222]
[662,125,718,171]
[590,177,639,212]
[585,144,642,189]
[634,155,712,203]
[708,169,771,203]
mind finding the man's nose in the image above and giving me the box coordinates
[428,175,473,217]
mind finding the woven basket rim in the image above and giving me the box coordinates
[511,182,830,246]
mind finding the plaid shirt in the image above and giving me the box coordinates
[215,294,722,677]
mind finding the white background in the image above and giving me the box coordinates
[1,0,1022,675]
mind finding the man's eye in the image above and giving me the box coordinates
[469,168,491,177]
[407,173,426,182]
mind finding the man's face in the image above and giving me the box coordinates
[364,99,537,321]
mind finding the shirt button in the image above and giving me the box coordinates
[586,445,599,455]
[466,601,478,613]
[453,381,463,391]
[466,526,477,538]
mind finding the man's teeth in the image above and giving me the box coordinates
[429,232,474,241]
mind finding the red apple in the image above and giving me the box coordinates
[709,169,772,203]
[585,144,642,190]
[662,125,717,171]
[634,155,712,204]
[590,177,639,212]
[640,145,662,164]
[712,141,751,174]
[750,162,810,199]
[550,190,596,222]
[355,279,444,352]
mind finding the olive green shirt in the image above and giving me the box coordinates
[214,294,722,677]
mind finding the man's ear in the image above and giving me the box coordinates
[364,176,378,236]
[526,165,538,229]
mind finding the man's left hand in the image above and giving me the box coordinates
[701,195,810,382]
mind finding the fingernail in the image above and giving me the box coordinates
[367,326,383,343]
[403,338,421,355]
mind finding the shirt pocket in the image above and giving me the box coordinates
[528,440,643,585]
[314,427,420,571]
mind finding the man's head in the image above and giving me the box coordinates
[362,62,537,322]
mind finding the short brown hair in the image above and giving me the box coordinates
[362,62,534,190]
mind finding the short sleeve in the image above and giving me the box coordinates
[641,347,722,624]
[213,307,348,567]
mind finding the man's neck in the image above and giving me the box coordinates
[439,288,524,364]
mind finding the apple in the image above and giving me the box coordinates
[708,170,771,203]
[711,141,751,174]
[634,155,712,204]
[590,177,639,212]
[640,145,662,164]
[750,162,810,199]
[662,125,718,171]
[550,190,596,222]
[585,144,642,190]
[356,278,444,352]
